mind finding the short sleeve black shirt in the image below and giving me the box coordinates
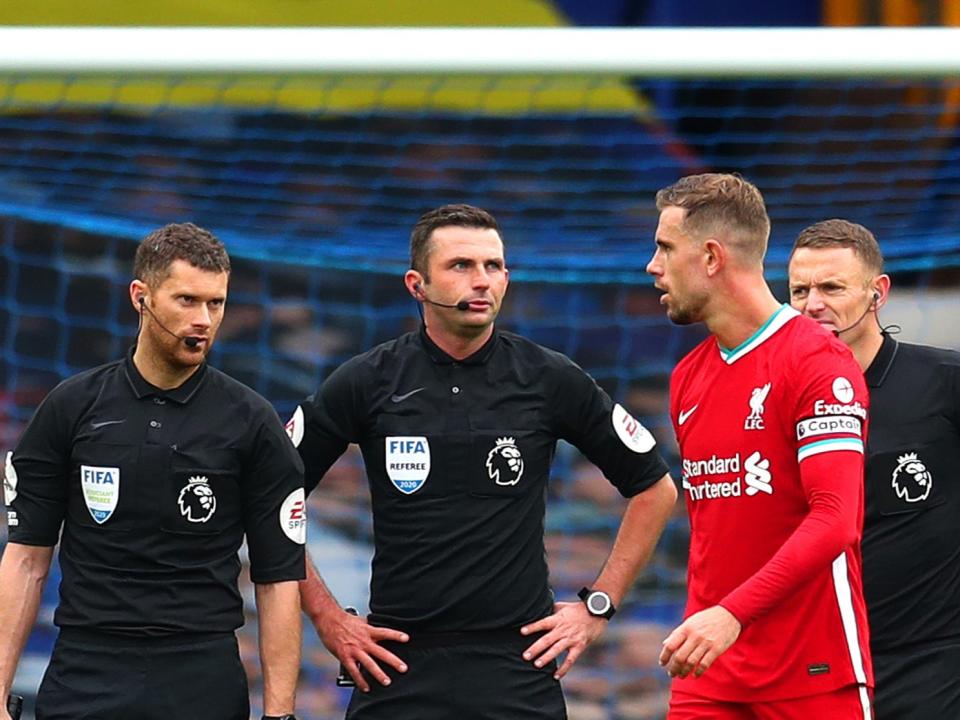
[862,334,960,651]
[290,327,669,632]
[4,351,306,636]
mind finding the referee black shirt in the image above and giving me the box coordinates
[862,333,960,651]
[289,326,669,633]
[5,350,306,637]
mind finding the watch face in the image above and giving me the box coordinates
[587,592,612,616]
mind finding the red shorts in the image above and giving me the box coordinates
[669,684,873,720]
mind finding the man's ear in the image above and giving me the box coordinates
[129,279,148,311]
[703,238,726,278]
[404,270,424,300]
[872,273,892,309]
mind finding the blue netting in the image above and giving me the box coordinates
[2,78,960,283]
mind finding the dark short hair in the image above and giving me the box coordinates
[791,219,884,275]
[134,222,231,286]
[409,204,501,277]
[656,173,770,264]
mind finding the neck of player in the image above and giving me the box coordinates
[707,280,782,351]
[133,331,203,390]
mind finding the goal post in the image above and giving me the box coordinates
[2,26,960,76]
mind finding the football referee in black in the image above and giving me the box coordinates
[789,219,960,719]
[286,204,677,719]
[0,223,304,720]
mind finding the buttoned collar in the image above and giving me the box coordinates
[419,325,499,366]
[864,332,898,388]
[123,347,208,404]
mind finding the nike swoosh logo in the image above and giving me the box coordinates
[91,419,125,429]
[391,387,425,403]
[678,405,698,426]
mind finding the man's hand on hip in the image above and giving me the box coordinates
[316,608,409,692]
[520,601,607,679]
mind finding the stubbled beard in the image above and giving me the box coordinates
[667,303,699,326]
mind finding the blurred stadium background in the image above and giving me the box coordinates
[3,1,960,719]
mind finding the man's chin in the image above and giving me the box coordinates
[667,308,696,326]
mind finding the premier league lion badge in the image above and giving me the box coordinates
[486,437,524,486]
[178,475,218,523]
[891,452,933,503]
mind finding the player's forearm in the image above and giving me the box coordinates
[255,580,301,715]
[299,552,343,624]
[593,473,676,604]
[0,543,53,695]
[721,452,861,626]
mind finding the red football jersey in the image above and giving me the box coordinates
[671,306,873,702]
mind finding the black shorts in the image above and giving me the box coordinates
[873,640,960,720]
[345,629,567,720]
[36,628,249,720]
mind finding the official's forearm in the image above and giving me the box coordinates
[300,552,342,624]
[594,473,676,604]
[255,580,301,715]
[0,543,53,695]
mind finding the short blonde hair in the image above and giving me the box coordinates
[656,173,770,264]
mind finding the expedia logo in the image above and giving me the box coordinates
[813,399,867,420]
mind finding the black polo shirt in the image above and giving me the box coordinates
[5,350,306,637]
[289,326,669,633]
[863,334,960,652]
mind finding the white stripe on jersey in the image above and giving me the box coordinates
[719,305,800,365]
[797,437,864,462]
[857,685,873,720]
[832,553,869,686]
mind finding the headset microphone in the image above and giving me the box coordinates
[833,290,880,337]
[413,283,470,311]
[138,297,201,348]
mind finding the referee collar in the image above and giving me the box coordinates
[419,325,499,366]
[864,332,898,389]
[123,347,208,404]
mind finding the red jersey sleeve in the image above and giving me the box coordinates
[720,334,868,626]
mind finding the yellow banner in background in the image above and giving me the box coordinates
[0,1,650,116]
[0,75,651,117]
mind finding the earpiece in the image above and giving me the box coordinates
[138,296,145,306]
[872,291,880,303]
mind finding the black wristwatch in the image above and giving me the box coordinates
[578,587,616,619]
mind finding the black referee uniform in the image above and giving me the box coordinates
[5,350,306,720]
[862,334,960,719]
[290,326,668,720]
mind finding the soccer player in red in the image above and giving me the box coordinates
[647,174,873,720]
